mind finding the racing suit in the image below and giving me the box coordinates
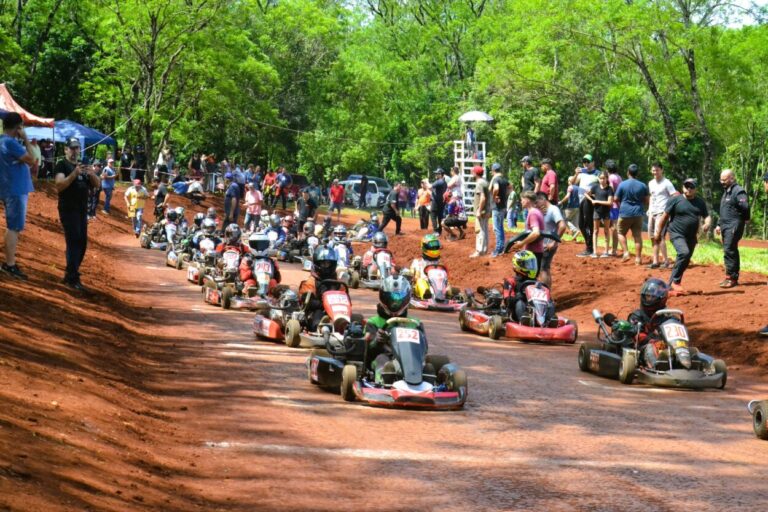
[627,308,677,368]
[363,307,424,382]
[298,277,348,332]
[265,226,287,248]
[504,275,555,323]
[409,257,454,299]
[239,253,282,294]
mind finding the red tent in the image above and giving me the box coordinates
[0,83,54,127]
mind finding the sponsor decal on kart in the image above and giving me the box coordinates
[526,286,549,302]
[395,328,420,344]
[376,252,391,265]
[223,250,240,271]
[205,287,220,303]
[310,358,319,382]
[253,317,271,337]
[589,351,600,371]
[253,261,272,274]
[187,266,199,281]
[200,239,215,253]
[326,293,350,306]
[663,323,689,342]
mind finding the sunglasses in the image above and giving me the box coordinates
[683,184,696,189]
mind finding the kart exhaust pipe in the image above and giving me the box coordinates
[591,309,602,323]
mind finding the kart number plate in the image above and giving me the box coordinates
[377,252,391,265]
[200,239,215,253]
[187,267,198,280]
[663,324,689,342]
[326,294,350,306]
[526,287,549,302]
[253,262,272,274]
[395,328,420,344]
[427,268,447,280]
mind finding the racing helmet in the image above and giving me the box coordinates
[260,208,269,218]
[333,225,347,241]
[421,234,441,260]
[224,224,242,245]
[175,206,185,218]
[379,275,412,318]
[485,288,503,310]
[303,220,316,236]
[166,210,178,223]
[202,218,216,235]
[193,212,205,227]
[372,232,388,249]
[248,232,270,255]
[312,246,338,280]
[512,250,538,280]
[206,207,217,219]
[370,212,379,224]
[640,278,669,313]
[269,214,281,229]
[283,215,295,229]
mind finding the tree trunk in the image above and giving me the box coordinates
[683,47,715,207]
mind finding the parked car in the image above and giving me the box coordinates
[341,179,386,208]
[287,173,309,201]
[345,175,392,197]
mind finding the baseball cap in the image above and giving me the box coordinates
[434,168,444,175]
[472,166,484,177]
[520,156,532,164]
[133,179,142,186]
[582,154,593,163]
[224,172,233,180]
[683,178,697,188]
[333,178,339,183]
[107,158,114,163]
[66,137,81,148]
[491,162,502,172]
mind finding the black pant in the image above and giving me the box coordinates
[431,203,444,234]
[670,233,697,284]
[578,199,594,252]
[379,210,401,234]
[60,210,88,283]
[722,222,744,280]
[87,187,101,217]
[358,187,367,208]
[419,206,430,229]
[272,191,287,210]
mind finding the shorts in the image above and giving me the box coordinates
[443,217,467,228]
[593,209,610,222]
[647,213,668,238]
[541,244,558,272]
[2,194,28,232]
[330,201,342,213]
[617,216,643,238]
[609,207,620,221]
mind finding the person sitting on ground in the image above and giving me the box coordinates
[442,191,468,240]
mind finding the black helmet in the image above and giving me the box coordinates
[485,288,503,310]
[313,246,338,280]
[193,212,205,227]
[372,232,388,249]
[303,220,316,236]
[248,232,270,254]
[379,275,411,317]
[202,218,216,235]
[166,210,178,223]
[224,223,242,245]
[206,207,217,219]
[640,278,669,313]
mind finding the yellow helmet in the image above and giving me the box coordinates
[512,250,538,279]
[421,234,441,260]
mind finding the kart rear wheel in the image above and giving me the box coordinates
[619,351,636,385]
[341,364,357,402]
[489,315,504,340]
[713,359,727,389]
[449,369,468,392]
[753,402,768,440]
[458,306,470,332]
[175,256,184,270]
[350,271,360,289]
[222,287,233,310]
[284,319,302,348]
[426,355,450,374]
[567,319,579,342]
[578,344,593,372]
[196,270,205,286]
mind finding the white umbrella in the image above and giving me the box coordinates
[458,111,494,122]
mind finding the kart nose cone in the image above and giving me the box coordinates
[676,347,692,369]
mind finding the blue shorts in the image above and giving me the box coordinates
[330,201,343,213]
[609,207,620,222]
[3,194,28,232]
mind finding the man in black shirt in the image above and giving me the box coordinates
[715,169,750,288]
[378,183,402,235]
[152,175,169,219]
[430,168,447,235]
[520,156,540,193]
[120,145,133,182]
[54,137,100,291]
[131,144,147,184]
[359,175,369,208]
[653,178,711,295]
[295,188,318,232]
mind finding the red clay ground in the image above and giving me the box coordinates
[0,187,767,511]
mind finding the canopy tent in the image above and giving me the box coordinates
[0,83,54,127]
[458,110,494,122]
[25,119,116,148]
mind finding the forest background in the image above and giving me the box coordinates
[2,0,768,235]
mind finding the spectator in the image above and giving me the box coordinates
[647,162,677,269]
[508,191,545,273]
[152,175,169,219]
[243,183,262,232]
[125,178,149,237]
[29,138,42,180]
[408,185,417,218]
[223,173,241,225]
[535,192,567,288]
[0,112,36,279]
[557,175,580,238]
[155,144,173,181]
[447,166,462,198]
[585,171,613,258]
[574,154,600,256]
[417,179,431,230]
[715,169,750,288]
[431,168,447,235]
[87,161,103,219]
[654,178,711,295]
[615,163,649,264]
[379,182,403,235]
[273,167,291,210]
[506,184,520,230]
[359,174,369,208]
[100,158,117,213]
[131,144,147,183]
[489,162,509,258]
[252,165,263,190]
[470,165,490,258]
[606,159,623,255]
[465,126,476,157]
[539,158,559,203]
[295,188,318,232]
[40,139,55,179]
[203,153,217,192]
[397,180,409,212]
[520,156,540,193]
[263,168,277,206]
[186,177,205,205]
[188,152,202,178]
[443,191,468,240]
[233,164,246,200]
[55,137,101,290]
[119,144,133,182]
[329,178,345,222]
[760,172,768,337]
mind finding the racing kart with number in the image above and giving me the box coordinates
[139,220,169,250]
[347,215,379,242]
[251,288,302,342]
[352,249,393,290]
[201,249,241,307]
[186,237,218,285]
[409,264,467,312]
[578,308,727,389]
[308,317,467,410]
[220,255,283,311]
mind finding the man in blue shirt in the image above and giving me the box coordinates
[223,173,241,225]
[100,158,117,213]
[615,164,649,264]
[0,112,36,279]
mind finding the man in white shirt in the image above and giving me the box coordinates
[647,162,678,269]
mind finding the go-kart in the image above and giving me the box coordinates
[165,224,191,270]
[347,215,379,242]
[352,248,394,290]
[332,241,359,288]
[201,249,241,306]
[252,288,302,341]
[459,280,577,343]
[220,255,282,311]
[186,237,218,285]
[747,400,768,440]
[139,220,168,250]
[264,230,292,262]
[294,234,320,271]
[409,264,467,312]
[308,317,467,410]
[578,308,727,389]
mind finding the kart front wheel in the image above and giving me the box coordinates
[448,369,468,392]
[713,359,727,390]
[458,306,469,332]
[619,351,636,384]
[753,402,768,440]
[341,364,357,402]
[350,271,360,289]
[489,315,504,340]
[221,287,233,310]
[578,344,592,372]
[284,319,302,348]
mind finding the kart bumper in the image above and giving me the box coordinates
[504,321,577,343]
[203,286,222,306]
[636,369,726,389]
[252,315,284,341]
[229,296,273,311]
[353,383,466,410]
[460,309,491,335]
[410,298,466,312]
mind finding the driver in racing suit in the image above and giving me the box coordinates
[626,278,674,368]
[265,214,287,248]
[362,232,397,274]
[409,234,458,299]
[505,250,551,322]
[241,232,282,295]
[298,246,347,332]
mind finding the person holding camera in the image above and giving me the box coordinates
[0,112,36,280]
[54,137,100,290]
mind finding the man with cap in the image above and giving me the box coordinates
[223,172,241,226]
[430,168,447,235]
[55,137,101,290]
[124,177,149,238]
[489,162,509,257]
[100,158,117,213]
[653,178,710,295]
[573,154,600,256]
[715,169,750,288]
[295,188,318,233]
[329,178,344,221]
[470,165,490,258]
[379,182,403,235]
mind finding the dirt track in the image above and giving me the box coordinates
[2,188,768,511]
